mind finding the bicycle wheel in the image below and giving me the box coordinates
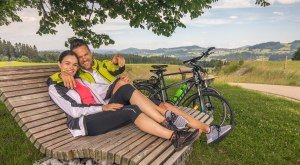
[182,91,234,126]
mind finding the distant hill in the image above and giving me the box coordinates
[93,40,300,61]
[248,42,284,50]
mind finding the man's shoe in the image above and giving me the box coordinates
[171,129,199,151]
[165,110,188,129]
[206,125,232,144]
[160,120,177,131]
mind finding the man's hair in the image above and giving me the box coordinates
[70,38,90,51]
[59,50,77,63]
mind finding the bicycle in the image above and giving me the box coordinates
[133,47,234,127]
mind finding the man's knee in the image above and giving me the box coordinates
[121,105,142,121]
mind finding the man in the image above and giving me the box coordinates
[54,38,232,144]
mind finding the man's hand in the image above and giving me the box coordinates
[112,53,125,67]
[102,103,124,111]
[60,71,76,89]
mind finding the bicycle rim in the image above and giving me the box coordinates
[182,92,234,126]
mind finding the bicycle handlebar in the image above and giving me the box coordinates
[183,47,215,64]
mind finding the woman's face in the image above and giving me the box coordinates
[58,55,78,76]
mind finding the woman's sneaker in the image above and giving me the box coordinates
[171,129,199,151]
[206,125,232,144]
[165,110,188,129]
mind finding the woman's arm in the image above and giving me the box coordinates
[48,85,103,118]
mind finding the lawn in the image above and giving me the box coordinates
[0,82,299,164]
[187,83,300,165]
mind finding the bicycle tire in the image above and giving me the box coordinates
[182,91,234,127]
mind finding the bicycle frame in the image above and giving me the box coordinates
[150,69,208,113]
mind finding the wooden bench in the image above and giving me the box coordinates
[0,65,213,165]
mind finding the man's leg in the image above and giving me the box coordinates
[159,102,210,133]
[110,82,167,123]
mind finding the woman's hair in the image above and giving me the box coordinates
[58,50,77,63]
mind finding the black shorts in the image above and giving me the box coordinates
[85,105,142,136]
[107,80,162,106]
[85,82,162,136]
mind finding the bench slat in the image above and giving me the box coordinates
[79,126,137,159]
[26,118,67,137]
[22,113,66,132]
[6,96,54,110]
[0,65,56,71]
[11,101,55,117]
[21,109,63,125]
[8,92,49,102]
[16,105,59,120]
[0,82,47,94]
[0,78,47,88]
[106,132,147,164]
[76,126,139,159]
[30,125,68,143]
[115,134,153,164]
[1,87,48,101]
[0,68,58,76]
[0,72,57,82]
[101,130,144,164]
[75,126,138,159]
[122,136,159,165]
[129,138,165,165]
[37,129,71,151]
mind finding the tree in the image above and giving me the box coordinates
[0,0,270,48]
[292,47,300,61]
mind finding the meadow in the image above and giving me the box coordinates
[217,60,300,86]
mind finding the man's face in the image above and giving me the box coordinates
[72,45,93,71]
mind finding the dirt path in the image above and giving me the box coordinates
[229,83,300,102]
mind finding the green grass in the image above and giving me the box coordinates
[218,61,300,86]
[187,83,300,165]
[0,104,44,164]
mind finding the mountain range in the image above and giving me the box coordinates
[94,40,300,61]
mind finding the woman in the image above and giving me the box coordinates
[48,50,199,151]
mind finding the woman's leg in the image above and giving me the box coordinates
[134,113,173,139]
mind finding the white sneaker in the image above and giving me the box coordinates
[206,125,232,144]
[165,110,188,129]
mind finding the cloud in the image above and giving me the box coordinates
[229,16,238,19]
[269,0,300,4]
[273,11,284,16]
[212,0,300,9]
[192,18,230,25]
[212,0,255,9]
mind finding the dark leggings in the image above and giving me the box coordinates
[85,84,142,136]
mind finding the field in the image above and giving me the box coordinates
[217,60,300,86]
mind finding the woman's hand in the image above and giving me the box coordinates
[102,103,124,111]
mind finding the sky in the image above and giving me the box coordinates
[0,0,300,51]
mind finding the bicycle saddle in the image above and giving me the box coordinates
[150,68,166,73]
[151,65,168,69]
